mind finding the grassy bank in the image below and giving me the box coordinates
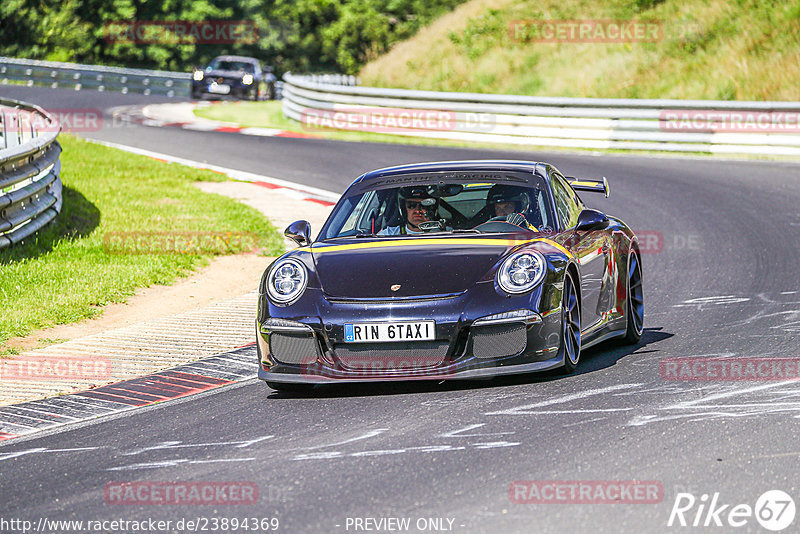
[0,135,283,349]
[359,0,800,100]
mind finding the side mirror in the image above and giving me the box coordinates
[285,220,311,247]
[575,209,608,231]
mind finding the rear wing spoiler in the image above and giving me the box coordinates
[566,176,609,198]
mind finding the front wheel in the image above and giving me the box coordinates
[621,251,644,344]
[560,271,581,373]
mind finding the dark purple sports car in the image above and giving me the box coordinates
[257,161,643,391]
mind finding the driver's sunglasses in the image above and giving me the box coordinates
[406,201,427,209]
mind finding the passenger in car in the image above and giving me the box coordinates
[486,184,538,230]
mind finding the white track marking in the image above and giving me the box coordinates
[189,458,256,464]
[107,460,189,470]
[0,446,99,462]
[471,441,521,449]
[668,381,791,407]
[292,452,344,461]
[290,441,518,461]
[123,436,274,455]
[484,383,642,415]
[497,408,632,414]
[673,295,751,307]
[350,449,408,458]
[439,423,515,438]
[44,447,99,452]
[408,445,467,453]
[303,428,389,450]
[0,447,47,461]
[107,457,255,471]
[628,380,800,426]
[235,435,275,448]
[563,417,608,427]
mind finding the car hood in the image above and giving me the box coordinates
[310,236,526,299]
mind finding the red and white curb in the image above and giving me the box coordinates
[0,345,258,443]
[115,101,320,139]
[88,139,339,206]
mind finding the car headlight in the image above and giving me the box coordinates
[193,70,204,81]
[267,258,308,304]
[242,74,254,85]
[497,251,546,294]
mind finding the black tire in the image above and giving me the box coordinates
[621,250,644,344]
[560,270,581,373]
[266,381,313,393]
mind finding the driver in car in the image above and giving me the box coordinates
[486,184,537,231]
[378,187,438,235]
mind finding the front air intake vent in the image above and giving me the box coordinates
[470,323,527,359]
[270,333,319,365]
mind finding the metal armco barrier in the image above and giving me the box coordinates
[282,73,800,156]
[0,56,190,97]
[0,98,62,249]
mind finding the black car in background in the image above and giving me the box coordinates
[191,55,277,100]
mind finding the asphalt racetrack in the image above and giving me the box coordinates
[2,86,800,533]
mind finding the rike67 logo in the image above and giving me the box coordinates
[668,490,796,531]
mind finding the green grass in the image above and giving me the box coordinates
[0,135,284,347]
[359,0,800,100]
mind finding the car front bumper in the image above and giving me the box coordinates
[192,81,253,98]
[256,283,564,384]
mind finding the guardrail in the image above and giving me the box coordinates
[282,73,800,156]
[0,56,191,97]
[0,98,62,250]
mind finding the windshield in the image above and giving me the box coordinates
[319,177,555,240]
[207,59,256,73]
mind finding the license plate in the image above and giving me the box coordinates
[208,83,230,94]
[344,321,435,343]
